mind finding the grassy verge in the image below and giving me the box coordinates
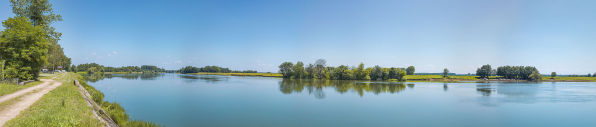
[542,77,596,81]
[188,72,283,77]
[5,73,102,126]
[0,81,43,97]
[74,74,162,127]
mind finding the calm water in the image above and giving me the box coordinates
[86,73,596,127]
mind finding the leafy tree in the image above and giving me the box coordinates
[396,69,406,81]
[589,73,592,77]
[476,64,492,78]
[315,59,326,79]
[406,66,415,75]
[0,16,49,80]
[529,71,542,81]
[551,72,556,78]
[10,0,65,71]
[87,67,97,74]
[370,65,383,81]
[278,62,294,78]
[354,63,366,79]
[443,68,449,77]
[0,60,5,79]
[292,61,304,78]
[594,72,596,77]
[71,64,77,73]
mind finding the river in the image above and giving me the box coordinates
[85,73,596,127]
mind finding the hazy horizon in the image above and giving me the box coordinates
[1,0,595,74]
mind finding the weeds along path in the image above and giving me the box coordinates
[0,74,65,126]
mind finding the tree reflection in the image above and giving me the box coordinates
[476,84,493,96]
[279,79,408,99]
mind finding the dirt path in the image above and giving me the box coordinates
[0,74,64,126]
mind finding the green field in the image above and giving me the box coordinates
[542,77,596,82]
[5,73,102,126]
[188,72,283,77]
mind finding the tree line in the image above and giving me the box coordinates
[279,59,413,81]
[73,63,166,73]
[177,66,257,74]
[0,0,70,80]
[476,64,542,80]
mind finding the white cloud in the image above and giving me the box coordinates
[174,61,182,63]
[163,62,168,64]
[404,64,410,67]
[113,52,117,54]
[392,56,396,59]
[108,54,112,57]
[258,60,261,62]
[194,58,197,59]
[97,56,102,58]
[91,53,97,55]
[167,55,171,57]
[428,64,435,68]
[153,62,155,63]
[187,61,192,63]
[85,57,88,59]
[268,65,273,66]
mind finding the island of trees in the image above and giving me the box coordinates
[278,59,410,81]
[177,66,257,74]
[73,63,166,73]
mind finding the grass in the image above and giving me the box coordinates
[0,81,42,97]
[188,72,283,77]
[75,74,162,127]
[542,76,596,81]
[5,73,103,127]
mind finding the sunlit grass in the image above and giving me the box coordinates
[0,81,42,97]
[542,76,596,81]
[5,73,102,127]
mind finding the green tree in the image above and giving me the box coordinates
[354,63,366,79]
[278,62,294,78]
[406,66,415,75]
[87,67,97,74]
[396,69,406,81]
[476,64,491,78]
[551,72,556,78]
[0,60,5,79]
[443,68,449,77]
[10,0,64,72]
[315,59,326,79]
[589,73,592,77]
[71,64,77,73]
[292,61,304,78]
[370,65,383,81]
[0,16,49,80]
[529,71,542,81]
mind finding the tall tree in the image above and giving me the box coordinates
[529,71,542,81]
[278,62,294,78]
[11,0,64,72]
[551,72,556,78]
[314,59,326,79]
[0,16,49,80]
[370,65,383,81]
[588,73,592,77]
[406,66,415,75]
[292,61,304,78]
[476,64,492,78]
[443,68,449,77]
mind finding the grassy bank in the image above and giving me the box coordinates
[74,74,162,127]
[0,81,42,97]
[542,77,596,82]
[188,72,283,77]
[5,73,102,126]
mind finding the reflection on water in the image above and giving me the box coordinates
[86,73,165,82]
[279,79,407,99]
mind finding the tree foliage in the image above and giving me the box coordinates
[551,72,556,78]
[528,71,542,81]
[475,64,492,78]
[443,68,449,77]
[406,66,415,75]
[496,66,538,79]
[0,16,49,80]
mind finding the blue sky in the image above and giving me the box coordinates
[1,0,595,74]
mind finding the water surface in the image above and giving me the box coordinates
[86,73,596,127]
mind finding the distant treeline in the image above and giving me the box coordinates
[73,63,165,73]
[279,59,415,81]
[178,66,257,74]
[476,65,542,80]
